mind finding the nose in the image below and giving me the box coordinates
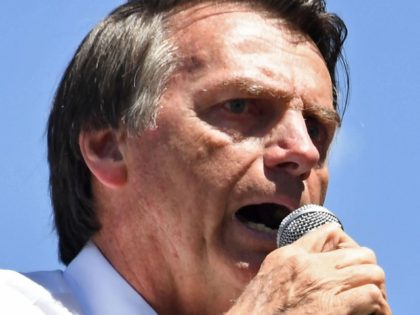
[263,110,320,180]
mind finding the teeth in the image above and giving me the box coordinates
[245,221,277,234]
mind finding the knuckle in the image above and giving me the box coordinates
[264,249,278,263]
[262,247,295,268]
[375,265,386,281]
[365,283,382,301]
[361,246,377,262]
[324,222,343,235]
[367,264,386,284]
[270,245,303,260]
[284,252,311,273]
[267,247,310,272]
[261,248,315,285]
[260,252,276,270]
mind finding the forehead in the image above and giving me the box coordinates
[165,2,333,108]
[168,3,292,61]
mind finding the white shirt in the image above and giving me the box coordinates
[0,242,157,315]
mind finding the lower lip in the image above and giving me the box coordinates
[231,214,278,252]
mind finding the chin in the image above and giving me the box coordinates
[223,251,267,290]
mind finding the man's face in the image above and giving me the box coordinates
[119,3,337,313]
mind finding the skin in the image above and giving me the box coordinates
[79,3,391,315]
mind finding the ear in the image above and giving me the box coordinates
[79,128,127,189]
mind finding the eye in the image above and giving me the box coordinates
[223,99,250,114]
[305,117,326,143]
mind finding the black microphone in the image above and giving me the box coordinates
[277,204,343,247]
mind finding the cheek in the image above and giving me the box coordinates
[319,170,329,203]
[160,105,257,189]
[307,167,329,204]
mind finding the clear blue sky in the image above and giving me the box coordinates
[1,1,418,313]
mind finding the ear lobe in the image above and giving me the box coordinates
[79,129,127,189]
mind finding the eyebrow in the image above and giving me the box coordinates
[303,105,342,128]
[199,77,293,101]
[199,77,341,127]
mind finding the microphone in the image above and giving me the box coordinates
[276,206,377,315]
[277,204,343,247]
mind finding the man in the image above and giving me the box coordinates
[0,0,391,314]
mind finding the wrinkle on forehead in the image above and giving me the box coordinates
[167,2,266,34]
[164,1,334,114]
[166,2,323,78]
[166,1,314,46]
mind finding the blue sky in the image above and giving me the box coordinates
[1,1,418,313]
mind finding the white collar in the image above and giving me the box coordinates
[64,241,156,315]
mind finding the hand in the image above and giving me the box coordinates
[226,223,391,315]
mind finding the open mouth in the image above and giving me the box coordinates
[235,203,290,234]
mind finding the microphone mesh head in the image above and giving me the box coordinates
[277,204,342,247]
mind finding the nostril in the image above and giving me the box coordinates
[278,161,311,180]
[299,170,311,181]
[263,138,320,177]
[272,161,299,172]
[281,161,299,170]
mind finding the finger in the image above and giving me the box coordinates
[335,264,386,298]
[293,222,359,253]
[321,246,378,269]
[338,284,391,315]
